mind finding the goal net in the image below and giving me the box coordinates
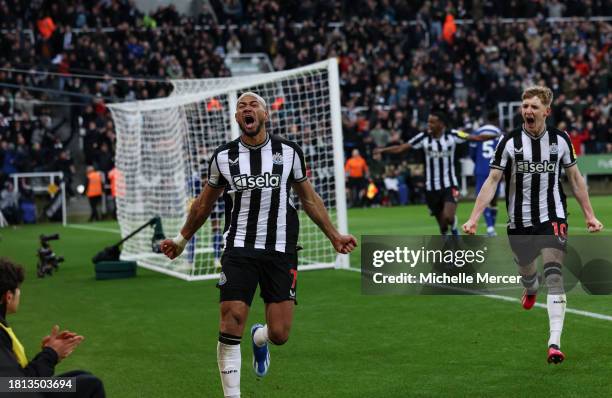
[108,59,348,281]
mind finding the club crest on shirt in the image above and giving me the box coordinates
[272,152,284,165]
[550,143,558,154]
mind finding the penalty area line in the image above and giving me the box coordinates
[341,267,612,322]
[483,293,612,322]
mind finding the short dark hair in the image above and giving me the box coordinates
[0,258,25,299]
[429,102,449,126]
[429,110,448,126]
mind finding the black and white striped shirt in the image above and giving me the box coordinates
[408,130,468,191]
[490,126,577,229]
[207,134,307,253]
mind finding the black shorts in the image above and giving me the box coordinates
[425,187,458,216]
[507,220,568,266]
[217,249,298,306]
[348,177,366,190]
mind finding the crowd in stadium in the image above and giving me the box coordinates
[0,0,610,218]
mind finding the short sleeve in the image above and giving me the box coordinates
[449,129,469,144]
[207,152,228,188]
[408,132,427,149]
[490,136,511,170]
[291,144,307,182]
[560,131,577,168]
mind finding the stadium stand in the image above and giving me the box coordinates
[0,0,610,218]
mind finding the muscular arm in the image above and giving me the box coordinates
[292,179,357,253]
[292,180,340,242]
[565,165,602,231]
[467,168,504,223]
[179,184,225,240]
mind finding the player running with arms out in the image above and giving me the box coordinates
[470,111,503,236]
[160,92,357,398]
[463,86,603,364]
[375,108,498,237]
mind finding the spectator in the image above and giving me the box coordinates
[54,150,76,197]
[384,171,400,206]
[0,257,106,397]
[370,121,390,148]
[0,181,20,224]
[107,165,121,219]
[0,141,17,177]
[0,0,609,215]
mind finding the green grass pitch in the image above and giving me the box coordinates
[1,196,612,397]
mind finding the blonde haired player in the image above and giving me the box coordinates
[463,85,603,363]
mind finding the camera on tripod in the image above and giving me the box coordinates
[37,233,64,278]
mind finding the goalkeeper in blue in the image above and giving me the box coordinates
[470,111,502,236]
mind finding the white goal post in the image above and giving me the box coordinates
[108,59,349,281]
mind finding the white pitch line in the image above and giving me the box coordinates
[343,267,612,322]
[65,224,121,234]
[484,293,612,322]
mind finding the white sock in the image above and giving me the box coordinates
[253,325,269,347]
[547,294,566,347]
[217,342,241,397]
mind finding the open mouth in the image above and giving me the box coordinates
[525,116,535,125]
[244,115,255,129]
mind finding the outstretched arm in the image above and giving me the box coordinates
[466,133,500,142]
[292,179,357,254]
[565,165,603,232]
[161,184,225,259]
[375,142,412,155]
[463,168,504,234]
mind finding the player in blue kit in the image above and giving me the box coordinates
[470,112,502,236]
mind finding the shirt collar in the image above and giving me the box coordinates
[239,133,270,150]
[522,124,547,140]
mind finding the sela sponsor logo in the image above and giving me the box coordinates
[272,152,284,165]
[429,149,454,158]
[232,172,281,191]
[516,160,556,174]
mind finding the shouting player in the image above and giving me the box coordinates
[470,111,503,236]
[160,92,357,398]
[375,109,498,236]
[463,86,603,363]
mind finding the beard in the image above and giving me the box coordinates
[240,121,263,137]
